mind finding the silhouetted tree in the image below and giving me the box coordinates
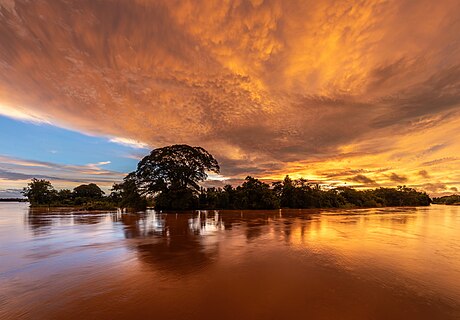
[133,144,220,210]
[433,194,460,205]
[23,179,116,209]
[73,183,104,199]
[372,186,431,207]
[22,178,57,206]
[199,186,231,209]
[233,176,279,209]
[273,175,319,208]
[56,189,73,205]
[111,173,147,211]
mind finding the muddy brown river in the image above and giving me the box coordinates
[0,203,459,319]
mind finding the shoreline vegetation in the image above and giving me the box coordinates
[0,198,28,202]
[21,144,437,211]
[432,195,460,205]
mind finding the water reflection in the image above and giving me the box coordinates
[106,208,430,277]
[109,210,316,274]
[114,211,224,274]
[26,207,108,235]
[4,204,458,319]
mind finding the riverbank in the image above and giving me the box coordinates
[29,202,117,211]
[27,203,448,213]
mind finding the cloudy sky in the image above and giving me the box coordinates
[1,0,460,197]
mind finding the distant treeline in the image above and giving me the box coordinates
[196,176,432,210]
[0,198,27,202]
[22,144,433,211]
[23,175,431,211]
[432,195,460,205]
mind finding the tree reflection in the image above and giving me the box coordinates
[26,207,108,236]
[115,210,225,275]
[115,209,312,274]
[26,208,54,236]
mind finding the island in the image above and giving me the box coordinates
[22,144,433,211]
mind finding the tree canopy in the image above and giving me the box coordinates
[22,180,116,209]
[73,183,104,199]
[432,194,460,205]
[110,173,147,211]
[197,176,432,210]
[134,144,220,194]
[22,178,56,206]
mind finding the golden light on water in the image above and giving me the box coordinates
[3,204,460,318]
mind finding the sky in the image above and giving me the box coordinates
[0,0,460,198]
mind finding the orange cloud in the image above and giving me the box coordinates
[1,0,460,195]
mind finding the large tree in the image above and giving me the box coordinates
[133,144,220,209]
[22,178,57,205]
[73,183,104,199]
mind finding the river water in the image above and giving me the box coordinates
[0,203,459,319]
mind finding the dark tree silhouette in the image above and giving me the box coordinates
[73,183,104,199]
[135,144,220,193]
[235,176,279,209]
[110,173,147,211]
[133,144,220,210]
[433,194,460,205]
[22,178,56,206]
[22,179,115,209]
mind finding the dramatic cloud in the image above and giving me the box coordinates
[388,173,408,184]
[420,183,447,194]
[1,0,460,194]
[418,170,430,179]
[348,174,378,186]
